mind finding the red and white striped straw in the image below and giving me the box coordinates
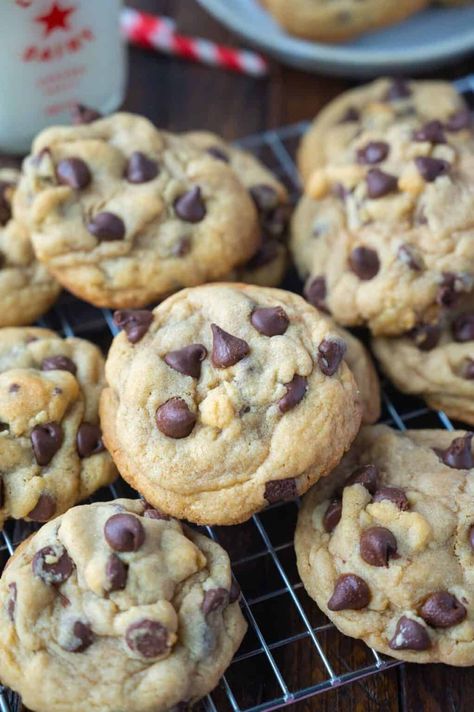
[120,8,269,78]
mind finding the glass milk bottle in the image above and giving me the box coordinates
[0,0,127,153]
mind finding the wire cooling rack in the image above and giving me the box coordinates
[1,74,474,712]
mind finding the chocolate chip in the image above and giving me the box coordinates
[445,109,472,132]
[415,156,450,182]
[413,120,446,144]
[360,527,398,567]
[229,579,241,604]
[174,186,206,223]
[419,591,466,629]
[397,244,424,271]
[346,464,379,494]
[172,236,191,257]
[250,307,289,337]
[0,181,13,225]
[452,313,474,342]
[27,493,56,522]
[436,433,474,469]
[71,103,102,124]
[164,344,207,378]
[245,235,279,269]
[278,374,307,413]
[469,524,474,550]
[41,355,77,375]
[349,246,380,280]
[463,359,474,380]
[88,212,125,241]
[318,338,347,377]
[7,582,17,621]
[31,422,63,466]
[356,141,389,165]
[32,545,74,585]
[339,106,360,123]
[249,185,279,215]
[327,574,370,611]
[202,587,228,615]
[0,422,9,433]
[156,397,196,439]
[105,553,128,591]
[126,619,170,658]
[389,616,431,651]
[373,487,409,510]
[211,324,249,368]
[56,158,91,190]
[385,78,412,101]
[437,272,463,309]
[206,146,229,162]
[323,499,342,533]
[104,513,145,552]
[65,621,94,652]
[0,250,5,268]
[76,423,104,458]
[366,168,398,199]
[264,478,297,504]
[409,324,441,351]
[125,152,159,183]
[113,309,153,343]
[304,276,329,313]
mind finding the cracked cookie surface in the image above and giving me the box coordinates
[100,283,362,525]
[0,498,246,712]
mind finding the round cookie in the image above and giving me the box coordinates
[372,296,474,425]
[0,327,116,526]
[0,498,247,712]
[14,114,260,308]
[0,168,60,327]
[295,425,474,665]
[184,130,289,287]
[298,78,469,185]
[260,0,427,42]
[100,283,362,525]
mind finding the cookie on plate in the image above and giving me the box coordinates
[0,498,247,712]
[295,425,474,665]
[372,296,474,425]
[0,168,60,327]
[100,283,362,525]
[0,327,116,526]
[260,0,427,42]
[14,114,260,308]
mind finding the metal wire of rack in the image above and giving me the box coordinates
[1,74,474,712]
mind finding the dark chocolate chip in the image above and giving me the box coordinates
[7,582,17,621]
[349,246,380,280]
[469,524,474,550]
[56,158,91,190]
[318,338,347,377]
[65,621,94,652]
[41,355,77,375]
[105,553,128,591]
[125,152,159,183]
[113,309,153,343]
[172,236,191,257]
[76,423,105,458]
[463,358,474,380]
[88,212,125,241]
[389,616,431,651]
[72,104,102,124]
[174,186,206,223]
[278,374,307,413]
[264,478,297,504]
[0,181,14,225]
[125,619,170,658]
[437,272,464,309]
[32,545,74,585]
[445,109,472,132]
[323,499,342,533]
[397,244,424,271]
[27,493,56,522]
[385,78,412,101]
[104,513,145,552]
[415,156,450,182]
[346,464,379,494]
[156,397,196,439]
[229,579,241,604]
[356,141,389,165]
[211,324,249,368]
[327,574,370,611]
[245,235,279,270]
[30,422,63,466]
[339,106,360,123]
[409,324,441,351]
[413,120,446,144]
[206,146,229,162]
[373,487,409,510]
[452,312,474,343]
[304,276,329,313]
[436,433,474,469]
[164,344,208,378]
[419,591,466,629]
[250,307,289,337]
[249,184,279,215]
[366,168,398,199]
[360,527,398,567]
[202,587,228,615]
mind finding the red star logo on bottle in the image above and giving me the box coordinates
[35,2,76,36]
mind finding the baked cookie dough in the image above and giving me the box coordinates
[0,327,116,526]
[14,114,260,308]
[295,425,474,665]
[0,498,246,712]
[100,283,362,525]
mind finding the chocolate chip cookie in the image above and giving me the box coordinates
[295,425,474,664]
[0,498,246,712]
[0,327,116,526]
[0,168,60,327]
[14,114,260,308]
[100,283,362,525]
[336,323,380,425]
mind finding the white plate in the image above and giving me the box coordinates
[196,0,474,77]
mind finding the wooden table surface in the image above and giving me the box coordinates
[125,2,473,711]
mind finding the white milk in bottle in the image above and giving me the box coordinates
[0,0,127,153]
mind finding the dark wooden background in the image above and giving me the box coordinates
[101,1,474,710]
